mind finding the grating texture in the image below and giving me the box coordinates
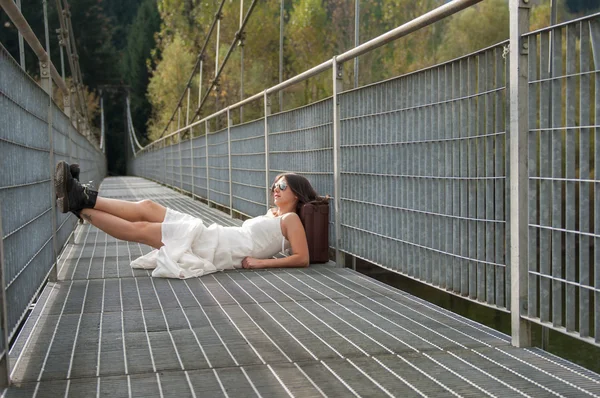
[4,178,600,397]
[0,41,106,345]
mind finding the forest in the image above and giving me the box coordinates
[1,0,598,174]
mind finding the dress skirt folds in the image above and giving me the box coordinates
[130,208,253,279]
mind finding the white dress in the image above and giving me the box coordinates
[131,208,289,279]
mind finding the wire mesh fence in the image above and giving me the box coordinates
[0,43,106,344]
[130,14,600,347]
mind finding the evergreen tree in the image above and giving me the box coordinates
[565,0,600,14]
[122,0,161,143]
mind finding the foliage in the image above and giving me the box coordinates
[122,0,161,144]
[438,0,509,62]
[146,33,197,140]
[565,0,600,14]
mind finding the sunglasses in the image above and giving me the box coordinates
[271,181,288,192]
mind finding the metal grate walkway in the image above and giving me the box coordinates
[3,178,600,397]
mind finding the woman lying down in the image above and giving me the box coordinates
[54,161,321,279]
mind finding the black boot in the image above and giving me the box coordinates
[70,163,80,181]
[55,161,97,214]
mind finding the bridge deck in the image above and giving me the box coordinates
[3,178,600,397]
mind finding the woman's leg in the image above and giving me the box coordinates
[93,198,167,223]
[80,208,164,249]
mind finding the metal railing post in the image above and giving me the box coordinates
[279,0,284,110]
[227,108,233,216]
[178,105,182,190]
[198,58,203,112]
[186,87,191,194]
[215,14,221,77]
[42,0,58,282]
[67,92,72,163]
[240,0,245,121]
[16,0,24,68]
[354,0,359,88]
[179,131,183,190]
[509,0,531,347]
[332,56,344,267]
[0,204,10,388]
[205,120,210,206]
[264,92,271,210]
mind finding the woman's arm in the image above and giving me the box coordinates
[242,213,309,269]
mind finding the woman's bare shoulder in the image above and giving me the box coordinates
[281,212,302,227]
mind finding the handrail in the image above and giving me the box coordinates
[336,0,482,63]
[0,0,68,94]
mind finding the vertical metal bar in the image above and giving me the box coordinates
[240,45,244,122]
[15,0,25,68]
[205,120,210,206]
[191,128,195,200]
[538,35,552,328]
[479,51,489,302]
[579,20,591,338]
[354,0,359,88]
[186,87,191,126]
[186,87,191,193]
[179,131,183,190]
[528,36,539,317]
[215,17,221,77]
[550,25,563,329]
[227,108,233,216]
[279,0,284,110]
[0,204,10,388]
[333,57,344,267]
[264,92,271,210]
[498,47,508,309]
[198,60,204,116]
[240,0,244,122]
[444,64,452,290]
[591,18,600,344]
[564,24,576,333]
[99,94,104,156]
[57,29,65,80]
[434,67,442,286]
[468,56,477,299]
[452,62,460,292]
[509,0,531,347]
[43,0,58,283]
[460,58,469,296]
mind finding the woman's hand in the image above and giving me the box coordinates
[242,257,264,269]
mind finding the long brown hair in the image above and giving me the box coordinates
[271,173,322,214]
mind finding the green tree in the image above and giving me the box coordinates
[122,0,161,143]
[565,0,600,15]
[286,0,331,103]
[147,33,196,140]
[438,0,509,62]
[103,0,145,50]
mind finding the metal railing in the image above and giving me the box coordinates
[0,2,106,387]
[129,1,599,348]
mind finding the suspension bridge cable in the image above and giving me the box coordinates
[100,94,105,152]
[189,0,259,125]
[158,0,227,139]
[125,101,138,158]
[126,95,144,151]
[54,0,89,133]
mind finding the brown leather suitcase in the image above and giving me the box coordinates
[299,199,330,263]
